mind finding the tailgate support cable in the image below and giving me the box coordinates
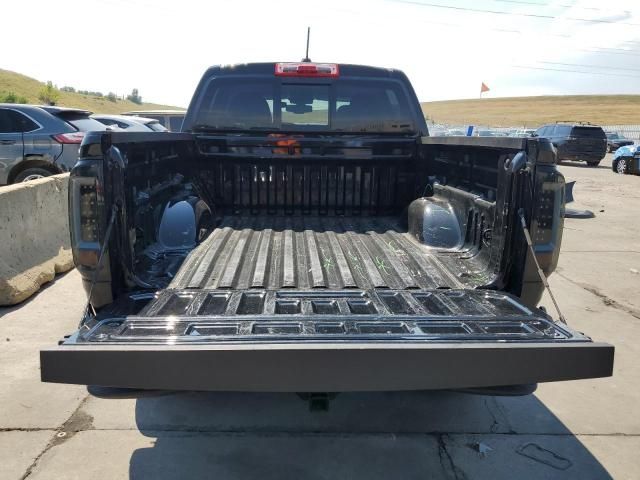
[83,204,119,320]
[518,209,567,324]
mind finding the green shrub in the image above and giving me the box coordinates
[77,89,104,97]
[0,91,28,103]
[38,81,60,105]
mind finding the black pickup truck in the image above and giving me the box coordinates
[41,62,613,395]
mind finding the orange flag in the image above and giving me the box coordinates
[480,82,490,93]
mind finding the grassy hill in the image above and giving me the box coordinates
[421,95,640,127]
[0,69,182,114]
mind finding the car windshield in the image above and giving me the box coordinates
[193,76,416,133]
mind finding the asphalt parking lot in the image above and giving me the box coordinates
[1,154,639,480]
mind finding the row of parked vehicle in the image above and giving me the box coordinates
[0,105,185,184]
[438,122,637,173]
[1,102,636,185]
[532,123,638,174]
[437,127,535,137]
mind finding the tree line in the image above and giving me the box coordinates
[59,85,142,104]
[1,81,143,105]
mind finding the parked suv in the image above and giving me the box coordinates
[534,122,607,166]
[0,105,106,184]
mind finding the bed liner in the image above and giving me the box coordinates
[170,215,487,291]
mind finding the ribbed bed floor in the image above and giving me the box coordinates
[170,216,477,291]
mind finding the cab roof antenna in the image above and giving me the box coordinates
[302,27,311,62]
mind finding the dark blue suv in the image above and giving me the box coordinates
[534,122,607,167]
[0,104,106,184]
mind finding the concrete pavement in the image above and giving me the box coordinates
[1,154,638,479]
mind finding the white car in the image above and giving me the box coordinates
[91,114,168,132]
[510,129,536,137]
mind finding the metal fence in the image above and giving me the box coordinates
[601,125,640,142]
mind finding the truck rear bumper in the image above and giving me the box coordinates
[41,341,614,392]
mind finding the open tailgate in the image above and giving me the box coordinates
[41,289,613,392]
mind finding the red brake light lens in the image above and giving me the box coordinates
[275,63,339,77]
[53,132,85,144]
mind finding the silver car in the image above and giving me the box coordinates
[121,109,186,132]
[91,114,168,132]
[0,104,106,184]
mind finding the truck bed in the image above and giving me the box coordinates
[43,66,615,394]
[170,215,485,291]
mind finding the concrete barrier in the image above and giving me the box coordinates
[0,174,74,306]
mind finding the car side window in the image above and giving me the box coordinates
[0,109,39,133]
[12,110,38,132]
[0,109,13,133]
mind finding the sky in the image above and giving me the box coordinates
[2,0,640,107]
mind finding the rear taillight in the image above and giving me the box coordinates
[79,182,99,243]
[275,62,339,77]
[531,169,565,275]
[70,173,103,268]
[53,132,85,144]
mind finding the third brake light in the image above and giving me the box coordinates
[275,62,339,77]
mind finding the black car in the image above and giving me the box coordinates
[0,105,106,184]
[605,132,634,153]
[534,122,607,166]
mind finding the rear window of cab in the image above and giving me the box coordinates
[192,76,417,133]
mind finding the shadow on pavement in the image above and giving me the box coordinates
[129,390,611,479]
